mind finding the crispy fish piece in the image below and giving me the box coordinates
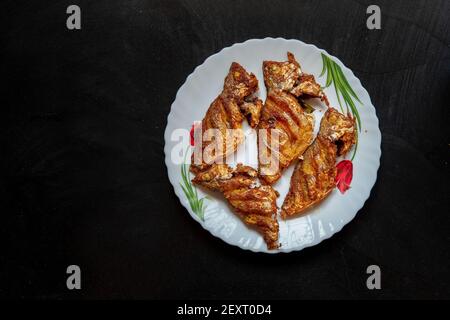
[258,52,324,185]
[281,108,356,218]
[191,63,263,174]
[263,52,328,102]
[192,164,280,250]
[258,91,314,184]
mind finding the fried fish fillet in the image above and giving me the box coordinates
[258,52,327,185]
[257,91,314,184]
[191,63,263,174]
[192,164,279,249]
[281,108,356,218]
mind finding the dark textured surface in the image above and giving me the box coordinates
[1,0,449,299]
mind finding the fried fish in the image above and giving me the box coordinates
[263,52,327,101]
[258,52,328,185]
[191,62,263,174]
[281,108,356,218]
[192,163,279,249]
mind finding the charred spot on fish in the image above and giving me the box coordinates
[335,139,345,155]
[267,117,276,126]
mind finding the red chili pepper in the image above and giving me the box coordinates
[336,160,353,194]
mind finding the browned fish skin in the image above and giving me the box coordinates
[263,52,328,101]
[258,52,318,185]
[240,99,263,128]
[192,164,280,250]
[263,52,302,92]
[258,91,314,184]
[281,108,356,218]
[191,63,263,173]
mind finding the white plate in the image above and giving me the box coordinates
[164,38,381,253]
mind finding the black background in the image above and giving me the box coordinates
[1,0,449,299]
